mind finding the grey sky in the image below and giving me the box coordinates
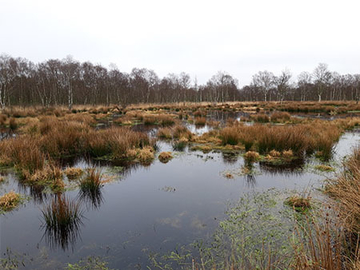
[1,0,359,86]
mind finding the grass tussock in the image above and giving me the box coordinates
[0,191,21,212]
[158,152,173,163]
[64,167,84,180]
[41,195,83,250]
[80,168,103,192]
[137,146,155,164]
[244,151,260,162]
[270,111,291,122]
[250,113,269,123]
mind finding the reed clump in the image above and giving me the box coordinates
[80,168,103,192]
[64,167,84,180]
[158,152,173,163]
[137,146,155,164]
[41,195,83,249]
[0,191,21,211]
[244,151,260,162]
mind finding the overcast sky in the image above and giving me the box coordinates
[1,0,359,86]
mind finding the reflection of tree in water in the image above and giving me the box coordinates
[41,194,83,251]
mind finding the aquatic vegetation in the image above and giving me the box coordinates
[172,137,188,151]
[194,117,206,126]
[64,167,84,180]
[250,113,269,123]
[137,146,155,164]
[66,256,111,270]
[243,151,260,162]
[79,168,104,209]
[80,168,103,192]
[270,111,291,122]
[284,195,311,212]
[157,127,172,139]
[41,195,83,250]
[158,152,173,163]
[0,191,21,212]
[314,164,334,172]
[269,149,281,157]
[282,149,294,159]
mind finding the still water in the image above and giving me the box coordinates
[1,128,359,269]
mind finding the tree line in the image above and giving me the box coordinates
[0,54,359,109]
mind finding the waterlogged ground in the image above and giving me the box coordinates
[1,125,360,269]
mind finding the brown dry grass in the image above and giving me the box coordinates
[64,167,84,180]
[158,152,173,163]
[0,191,21,211]
[326,147,360,233]
[218,120,345,159]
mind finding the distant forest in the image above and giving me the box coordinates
[0,54,359,109]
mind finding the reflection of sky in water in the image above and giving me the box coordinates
[0,131,359,269]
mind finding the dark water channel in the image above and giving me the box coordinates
[1,124,360,269]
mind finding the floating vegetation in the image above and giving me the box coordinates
[65,256,111,270]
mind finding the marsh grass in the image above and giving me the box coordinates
[194,117,206,126]
[80,168,103,192]
[0,191,21,212]
[42,195,83,250]
[158,152,173,163]
[284,195,312,212]
[270,111,291,122]
[64,167,84,180]
[326,147,360,233]
[79,168,104,209]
